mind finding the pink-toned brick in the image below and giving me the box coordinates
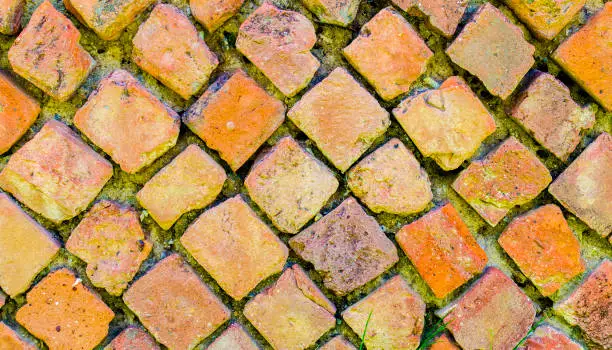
[105,327,160,350]
[302,0,360,26]
[430,333,460,350]
[207,323,259,350]
[0,322,36,350]
[190,0,244,32]
[290,197,399,296]
[0,71,40,155]
[0,0,23,34]
[74,69,180,174]
[502,0,586,40]
[288,67,390,172]
[245,136,338,233]
[123,254,230,350]
[518,325,582,350]
[347,138,432,215]
[181,195,288,300]
[392,0,468,37]
[0,291,4,308]
[137,144,226,230]
[0,120,113,223]
[320,336,356,350]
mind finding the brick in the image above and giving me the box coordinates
[132,4,218,99]
[518,325,582,350]
[392,0,468,37]
[0,291,4,308]
[548,132,612,236]
[302,0,360,26]
[555,259,612,348]
[452,137,552,226]
[137,145,226,230]
[502,0,585,40]
[289,197,399,296]
[320,336,356,350]
[440,267,536,350]
[66,200,153,296]
[183,69,285,171]
[16,269,115,350]
[245,136,338,233]
[191,0,244,32]
[342,275,425,349]
[105,327,160,350]
[0,120,113,223]
[498,204,585,296]
[0,0,23,34]
[553,3,611,111]
[0,71,40,154]
[343,7,433,100]
[207,323,259,350]
[347,138,432,215]
[243,265,336,350]
[123,254,230,350]
[446,3,535,99]
[396,203,488,298]
[8,1,95,101]
[181,195,288,300]
[0,322,36,350]
[430,334,460,350]
[74,69,180,174]
[236,2,319,97]
[64,0,156,40]
[508,72,595,161]
[393,76,496,170]
[288,68,390,172]
[0,193,60,297]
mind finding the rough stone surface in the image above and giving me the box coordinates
[396,202,488,298]
[0,72,40,155]
[0,0,23,34]
[290,197,399,296]
[0,322,36,350]
[181,195,288,300]
[0,120,113,223]
[245,136,338,233]
[190,0,244,32]
[320,336,357,350]
[104,327,160,350]
[452,137,552,226]
[207,323,259,350]
[429,334,460,350]
[393,76,496,170]
[518,325,582,350]
[502,0,586,40]
[74,69,180,174]
[302,0,360,26]
[392,0,468,37]
[342,275,425,350]
[288,67,390,172]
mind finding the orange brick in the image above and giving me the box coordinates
[16,269,115,350]
[0,322,36,350]
[137,145,226,230]
[8,1,94,101]
[343,7,433,101]
[320,336,356,350]
[183,69,285,170]
[347,138,432,215]
[393,76,496,170]
[190,0,244,32]
[74,69,180,174]
[105,327,160,350]
[392,0,468,37]
[0,71,40,154]
[0,120,113,223]
[396,203,488,298]
[207,323,259,350]
[519,325,582,350]
[123,254,230,350]
[0,0,23,34]
[288,68,390,172]
[302,0,360,26]
[430,333,460,350]
[503,0,585,40]
[133,4,218,99]
[236,2,320,97]
[244,265,336,350]
[342,275,425,349]
[245,136,338,233]
[181,195,288,300]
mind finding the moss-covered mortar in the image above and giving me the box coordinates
[0,0,610,349]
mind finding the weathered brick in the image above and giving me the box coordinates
[66,200,153,296]
[0,322,36,350]
[0,120,113,223]
[245,136,338,233]
[183,69,285,171]
[288,68,390,172]
[446,3,535,99]
[190,0,244,32]
[302,0,360,26]
[548,132,611,236]
[105,327,160,350]
[132,4,218,99]
[0,0,23,34]
[16,269,115,350]
[243,265,336,350]
[347,138,432,215]
[508,72,595,160]
[342,275,425,349]
[207,323,259,350]
[8,1,95,101]
[0,291,4,308]
[430,333,460,350]
[137,145,226,230]
[0,72,40,154]
[123,254,230,350]
[396,203,488,299]
[236,2,319,97]
[74,69,180,174]
[320,336,356,350]
[290,197,399,296]
[393,76,496,170]
[440,267,536,350]
[518,324,582,350]
[498,204,585,296]
[555,259,611,348]
[181,195,288,300]
[452,137,552,226]
[392,0,468,37]
[553,2,611,111]
[502,0,585,40]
